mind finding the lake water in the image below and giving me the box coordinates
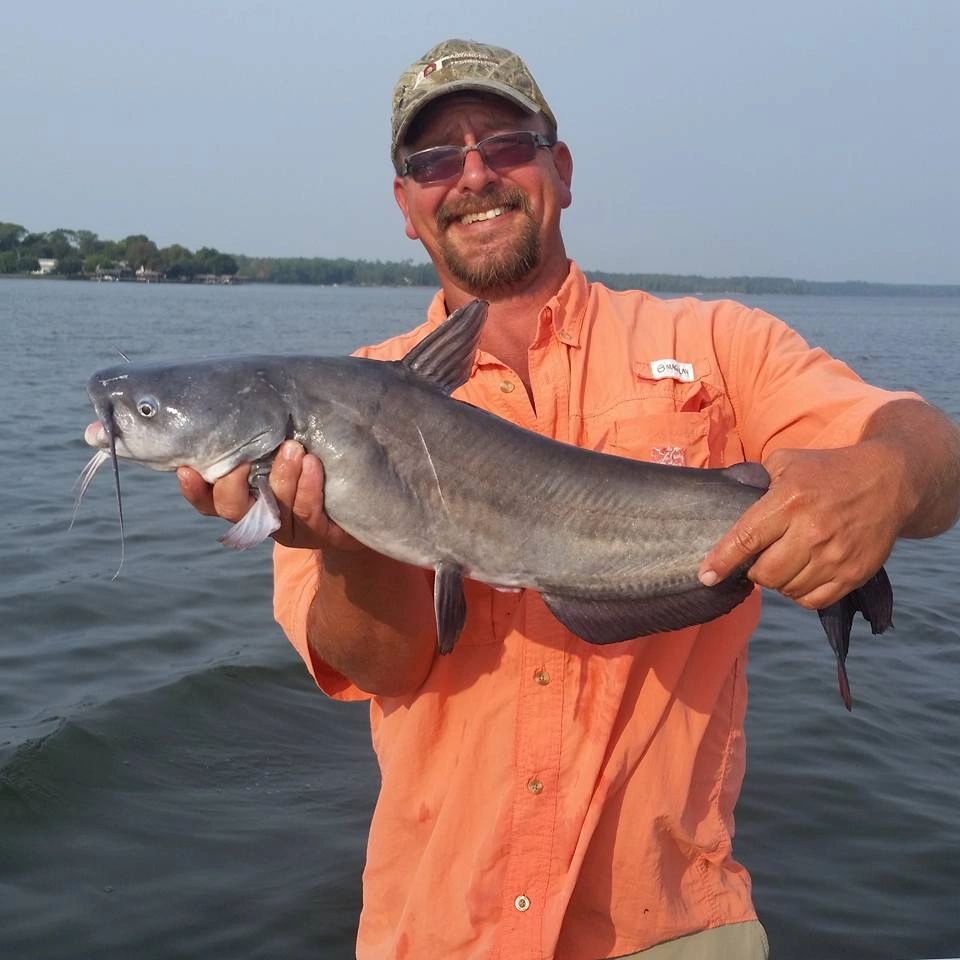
[0,277,957,959]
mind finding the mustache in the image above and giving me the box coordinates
[436,188,531,230]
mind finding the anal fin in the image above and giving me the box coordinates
[542,575,755,645]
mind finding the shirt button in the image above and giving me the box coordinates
[499,379,515,393]
[527,777,544,795]
[533,668,550,686]
[514,894,531,912]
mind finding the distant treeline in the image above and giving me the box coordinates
[0,222,237,278]
[587,271,960,298]
[3,221,958,295]
[234,255,438,286]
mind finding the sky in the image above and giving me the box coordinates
[3,0,957,284]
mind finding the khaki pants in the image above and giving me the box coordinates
[610,920,769,960]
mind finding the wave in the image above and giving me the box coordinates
[0,660,376,958]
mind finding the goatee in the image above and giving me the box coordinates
[436,188,541,296]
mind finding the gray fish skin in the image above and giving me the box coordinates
[84,300,892,707]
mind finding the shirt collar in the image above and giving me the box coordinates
[423,260,591,369]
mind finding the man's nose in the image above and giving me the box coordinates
[456,143,500,191]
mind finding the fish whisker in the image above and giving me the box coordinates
[69,449,111,530]
[107,409,125,581]
[72,409,125,579]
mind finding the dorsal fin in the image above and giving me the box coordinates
[401,299,488,394]
[722,461,770,490]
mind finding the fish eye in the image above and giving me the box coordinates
[136,396,159,418]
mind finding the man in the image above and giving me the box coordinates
[179,39,960,960]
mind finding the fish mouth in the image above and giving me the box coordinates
[82,418,165,466]
[85,420,109,448]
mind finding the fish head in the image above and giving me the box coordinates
[85,359,292,480]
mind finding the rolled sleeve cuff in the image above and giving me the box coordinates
[806,390,925,449]
[272,543,372,703]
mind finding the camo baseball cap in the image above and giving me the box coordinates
[391,39,557,172]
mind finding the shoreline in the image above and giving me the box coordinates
[3,273,959,297]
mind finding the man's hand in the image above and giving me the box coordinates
[699,400,960,610]
[177,440,362,552]
[698,443,904,610]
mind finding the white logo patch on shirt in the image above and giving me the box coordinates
[649,359,695,382]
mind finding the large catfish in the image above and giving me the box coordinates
[80,300,892,708]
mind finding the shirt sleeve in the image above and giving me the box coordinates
[717,303,923,461]
[272,542,373,702]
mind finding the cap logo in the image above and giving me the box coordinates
[413,53,499,89]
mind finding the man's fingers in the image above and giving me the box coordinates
[268,441,311,542]
[176,461,253,522]
[742,538,811,593]
[177,466,217,516]
[269,441,305,507]
[785,578,854,611]
[211,464,256,521]
[698,497,788,586]
[291,453,326,527]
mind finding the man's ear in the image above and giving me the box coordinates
[393,176,420,240]
[551,141,574,210]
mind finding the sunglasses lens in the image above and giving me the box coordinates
[408,147,464,184]
[405,133,544,184]
[483,133,537,169]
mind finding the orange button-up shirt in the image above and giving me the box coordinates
[274,263,916,960]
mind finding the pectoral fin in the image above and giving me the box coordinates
[218,475,281,550]
[542,575,755,645]
[434,562,467,655]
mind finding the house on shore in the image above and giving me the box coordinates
[196,273,246,284]
[136,265,161,283]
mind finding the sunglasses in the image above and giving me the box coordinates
[400,131,555,184]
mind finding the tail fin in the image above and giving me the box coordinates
[816,567,894,711]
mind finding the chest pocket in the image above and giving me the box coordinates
[576,360,728,469]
